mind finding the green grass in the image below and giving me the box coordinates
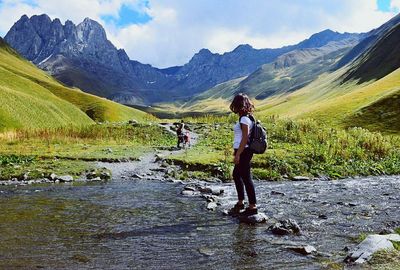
[0,38,150,131]
[344,89,400,133]
[255,67,400,130]
[0,157,91,181]
[369,250,400,270]
[0,124,175,180]
[167,116,400,181]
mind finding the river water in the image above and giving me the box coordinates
[0,174,399,270]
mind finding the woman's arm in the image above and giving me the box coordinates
[234,124,249,164]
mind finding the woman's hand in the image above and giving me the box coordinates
[234,154,240,165]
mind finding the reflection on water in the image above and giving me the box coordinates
[0,175,399,269]
[232,225,259,268]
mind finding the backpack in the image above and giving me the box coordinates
[240,115,268,154]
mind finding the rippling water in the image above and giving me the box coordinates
[0,175,399,269]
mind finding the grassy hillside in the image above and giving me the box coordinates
[242,45,353,100]
[256,67,400,131]
[174,21,400,134]
[179,45,354,114]
[342,24,400,83]
[0,38,93,130]
[181,63,400,133]
[0,38,148,131]
[175,77,243,113]
[344,89,400,133]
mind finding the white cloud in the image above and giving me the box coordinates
[391,0,400,10]
[0,0,398,67]
[109,0,397,67]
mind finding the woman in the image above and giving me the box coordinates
[229,93,258,216]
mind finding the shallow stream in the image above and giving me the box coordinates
[0,171,399,269]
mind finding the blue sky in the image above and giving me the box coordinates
[0,0,399,67]
[101,1,152,27]
[103,1,396,30]
[378,0,392,11]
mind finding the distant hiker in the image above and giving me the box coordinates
[183,131,191,147]
[176,120,185,148]
[228,93,258,216]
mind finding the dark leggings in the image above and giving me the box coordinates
[233,148,256,205]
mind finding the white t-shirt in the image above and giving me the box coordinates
[233,116,253,149]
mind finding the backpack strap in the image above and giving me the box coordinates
[239,114,256,143]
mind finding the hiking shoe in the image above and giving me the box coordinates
[228,203,245,216]
[239,207,258,217]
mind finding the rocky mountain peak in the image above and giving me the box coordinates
[297,29,358,49]
[232,44,253,53]
[186,48,215,65]
[16,14,30,24]
[5,13,365,105]
[76,17,107,42]
[197,48,213,56]
[30,14,52,24]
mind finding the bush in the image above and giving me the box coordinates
[170,115,400,180]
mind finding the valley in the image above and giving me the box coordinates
[0,8,400,270]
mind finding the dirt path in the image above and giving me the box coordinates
[99,123,198,180]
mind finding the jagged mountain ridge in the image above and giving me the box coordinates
[342,14,400,83]
[186,13,400,109]
[336,13,400,69]
[5,14,361,105]
[0,35,148,130]
[185,37,359,106]
[165,29,360,99]
[5,14,170,104]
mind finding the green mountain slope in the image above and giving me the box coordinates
[344,89,400,133]
[180,42,355,113]
[342,23,400,83]
[240,45,352,100]
[178,17,400,133]
[0,38,147,131]
[256,67,400,129]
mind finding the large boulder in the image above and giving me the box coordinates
[345,234,400,264]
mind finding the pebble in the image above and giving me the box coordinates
[292,176,310,181]
[269,219,301,235]
[271,190,285,196]
[198,247,215,256]
[184,186,197,192]
[238,213,268,225]
[286,245,317,255]
[206,202,218,211]
[181,190,199,196]
[132,174,143,179]
[57,175,73,182]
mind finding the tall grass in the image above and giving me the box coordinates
[1,123,172,145]
[169,115,400,180]
[0,123,176,165]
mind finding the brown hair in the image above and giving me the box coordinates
[230,93,254,115]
